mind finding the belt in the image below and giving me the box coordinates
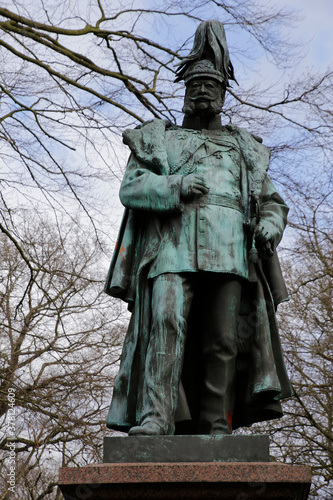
[194,194,243,213]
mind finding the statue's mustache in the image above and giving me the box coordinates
[188,96,216,101]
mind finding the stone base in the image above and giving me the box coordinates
[103,434,270,463]
[58,462,311,499]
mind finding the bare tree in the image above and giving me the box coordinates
[0,1,332,245]
[0,210,126,499]
[0,1,332,246]
[251,178,333,499]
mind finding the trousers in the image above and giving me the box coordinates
[139,272,242,435]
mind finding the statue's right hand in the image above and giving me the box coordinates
[180,174,209,201]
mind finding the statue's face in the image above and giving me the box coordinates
[183,78,225,117]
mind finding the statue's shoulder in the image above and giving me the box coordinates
[225,124,264,145]
[133,118,172,131]
[122,119,171,173]
[123,119,172,144]
[225,124,270,173]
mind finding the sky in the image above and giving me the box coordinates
[2,0,332,230]
[267,0,333,69]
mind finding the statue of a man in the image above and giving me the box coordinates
[105,20,293,436]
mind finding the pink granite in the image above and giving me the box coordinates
[59,462,311,499]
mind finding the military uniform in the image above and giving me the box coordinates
[105,119,292,435]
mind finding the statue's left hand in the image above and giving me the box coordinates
[255,225,277,258]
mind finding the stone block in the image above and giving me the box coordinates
[103,434,270,463]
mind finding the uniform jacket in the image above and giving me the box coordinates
[105,119,293,432]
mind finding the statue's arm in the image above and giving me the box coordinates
[119,154,184,213]
[256,175,289,254]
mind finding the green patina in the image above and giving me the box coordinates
[104,20,293,437]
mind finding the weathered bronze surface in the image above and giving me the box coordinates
[105,20,293,436]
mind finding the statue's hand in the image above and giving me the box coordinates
[255,224,277,258]
[181,174,209,201]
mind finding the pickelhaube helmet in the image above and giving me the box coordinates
[175,20,237,87]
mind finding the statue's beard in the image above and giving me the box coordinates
[182,95,225,117]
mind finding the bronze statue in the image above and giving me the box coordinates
[105,20,293,436]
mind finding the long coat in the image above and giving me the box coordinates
[105,119,293,433]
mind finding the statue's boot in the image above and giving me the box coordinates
[197,355,236,435]
[137,314,187,435]
[128,421,165,436]
[196,276,241,435]
[131,274,241,436]
[134,274,193,436]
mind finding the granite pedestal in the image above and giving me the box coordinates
[58,435,311,499]
[59,462,311,499]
